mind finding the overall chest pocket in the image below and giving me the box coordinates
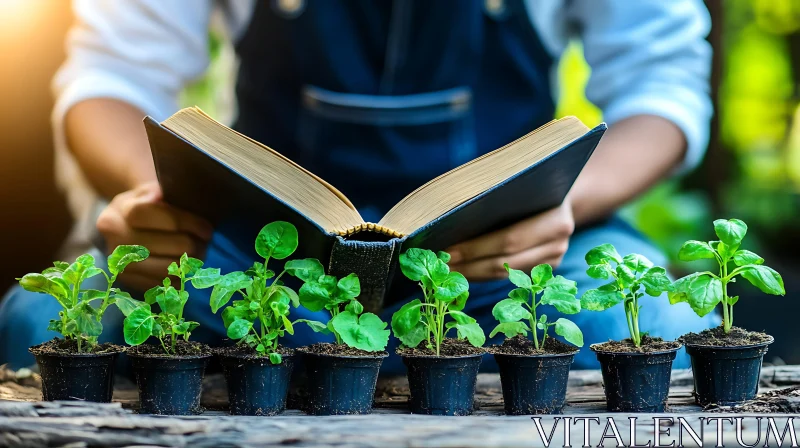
[295,85,477,189]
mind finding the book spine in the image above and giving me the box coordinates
[327,236,400,313]
[337,223,405,239]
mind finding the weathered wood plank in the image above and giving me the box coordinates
[1,366,798,447]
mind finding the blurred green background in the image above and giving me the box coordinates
[2,0,799,362]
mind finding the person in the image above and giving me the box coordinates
[0,0,718,371]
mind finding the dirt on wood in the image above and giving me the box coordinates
[488,335,578,356]
[396,338,485,357]
[299,343,386,357]
[126,338,210,358]
[680,326,772,347]
[591,336,681,354]
[706,386,800,413]
[28,338,123,356]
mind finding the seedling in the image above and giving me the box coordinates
[669,218,785,334]
[122,253,219,354]
[391,248,485,356]
[490,263,583,349]
[580,244,671,347]
[296,272,390,352]
[209,222,330,363]
[17,245,149,352]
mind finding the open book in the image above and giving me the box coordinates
[145,107,606,310]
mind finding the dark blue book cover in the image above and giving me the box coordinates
[145,114,605,311]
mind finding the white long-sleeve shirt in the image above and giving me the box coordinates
[52,0,713,258]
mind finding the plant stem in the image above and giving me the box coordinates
[529,294,539,350]
[436,300,445,356]
[721,261,732,334]
[77,337,83,353]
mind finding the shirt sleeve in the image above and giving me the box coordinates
[569,0,713,173]
[51,0,213,242]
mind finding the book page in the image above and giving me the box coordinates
[377,117,589,236]
[163,108,365,234]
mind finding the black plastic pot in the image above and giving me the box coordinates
[128,352,211,415]
[301,350,387,415]
[494,350,577,415]
[402,354,482,416]
[32,349,121,402]
[218,352,295,415]
[592,343,681,412]
[685,337,773,406]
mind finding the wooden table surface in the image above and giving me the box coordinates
[1,366,799,447]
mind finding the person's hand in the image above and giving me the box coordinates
[96,182,214,291]
[445,199,575,282]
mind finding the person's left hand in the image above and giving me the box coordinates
[445,199,575,282]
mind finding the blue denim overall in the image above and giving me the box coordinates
[0,0,717,371]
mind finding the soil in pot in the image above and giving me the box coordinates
[127,338,212,415]
[680,326,773,406]
[216,344,295,416]
[398,338,485,416]
[299,343,387,415]
[592,336,681,412]
[489,336,578,415]
[30,338,124,402]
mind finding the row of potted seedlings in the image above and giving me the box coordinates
[18,218,784,415]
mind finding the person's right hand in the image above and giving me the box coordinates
[96,182,214,291]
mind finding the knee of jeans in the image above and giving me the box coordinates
[0,287,61,331]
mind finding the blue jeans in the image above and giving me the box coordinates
[0,217,719,371]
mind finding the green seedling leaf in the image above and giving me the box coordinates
[269,353,282,364]
[505,263,532,288]
[437,251,451,263]
[108,245,150,275]
[124,306,154,345]
[345,300,364,315]
[298,281,331,312]
[581,288,626,311]
[540,286,580,315]
[733,250,764,266]
[284,258,325,282]
[255,221,299,260]
[399,322,428,348]
[455,322,485,347]
[434,272,468,301]
[677,240,716,262]
[179,253,204,277]
[713,218,747,248]
[399,248,439,281]
[18,273,70,308]
[112,290,145,317]
[640,267,671,297]
[554,318,583,347]
[295,319,330,334]
[489,321,529,338]
[336,274,361,300]
[190,268,222,289]
[492,298,531,323]
[210,271,253,313]
[668,272,722,317]
[331,311,390,351]
[586,264,610,280]
[585,243,622,265]
[391,299,422,337]
[167,262,180,277]
[739,265,785,295]
[623,253,654,273]
[530,263,554,287]
[227,318,253,340]
[156,286,181,316]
